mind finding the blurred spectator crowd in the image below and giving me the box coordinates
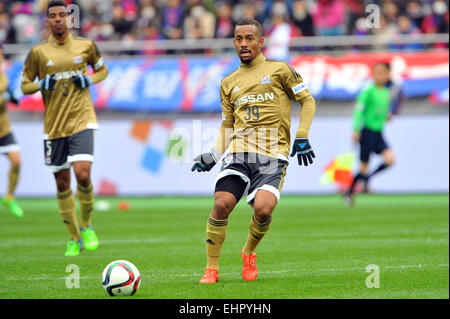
[0,0,448,55]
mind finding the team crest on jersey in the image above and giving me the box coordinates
[260,74,271,84]
[73,55,83,64]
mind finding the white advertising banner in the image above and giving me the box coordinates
[1,116,448,197]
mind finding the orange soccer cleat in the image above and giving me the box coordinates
[199,268,219,284]
[241,249,259,281]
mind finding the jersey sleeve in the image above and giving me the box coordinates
[20,48,40,94]
[88,40,105,71]
[213,80,235,155]
[0,73,9,105]
[353,88,368,133]
[0,73,8,94]
[281,62,311,102]
[281,62,316,138]
[88,40,108,84]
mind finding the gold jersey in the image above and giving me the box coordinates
[0,72,12,139]
[214,53,316,160]
[21,33,108,139]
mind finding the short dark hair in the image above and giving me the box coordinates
[47,0,67,16]
[373,61,391,70]
[234,18,263,37]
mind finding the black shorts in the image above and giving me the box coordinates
[0,132,20,154]
[44,129,94,172]
[359,127,389,162]
[214,152,289,205]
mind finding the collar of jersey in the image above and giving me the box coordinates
[49,33,73,46]
[240,53,265,69]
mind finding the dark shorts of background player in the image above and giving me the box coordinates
[44,129,94,173]
[0,132,20,154]
[214,152,288,205]
[359,127,389,162]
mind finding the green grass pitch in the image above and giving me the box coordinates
[0,194,448,299]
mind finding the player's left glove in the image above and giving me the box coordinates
[191,150,221,172]
[71,74,93,89]
[290,138,315,166]
[2,88,19,105]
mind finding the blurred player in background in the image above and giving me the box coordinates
[0,45,23,218]
[20,0,108,256]
[344,62,400,206]
[192,18,316,284]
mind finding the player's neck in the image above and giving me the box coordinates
[51,31,70,44]
[241,52,264,68]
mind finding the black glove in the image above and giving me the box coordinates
[71,74,93,89]
[39,74,57,91]
[290,138,315,166]
[191,150,220,172]
[2,88,19,105]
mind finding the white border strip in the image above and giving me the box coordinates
[247,184,281,203]
[0,144,20,154]
[45,162,71,173]
[67,154,94,163]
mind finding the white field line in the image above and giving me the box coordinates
[164,263,450,278]
[5,264,449,281]
[291,228,449,239]
[0,237,168,248]
[0,228,448,248]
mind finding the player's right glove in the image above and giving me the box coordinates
[191,150,221,172]
[290,138,315,166]
[39,74,57,91]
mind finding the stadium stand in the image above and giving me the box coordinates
[1,0,448,54]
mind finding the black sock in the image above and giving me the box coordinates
[348,173,367,194]
[368,163,389,179]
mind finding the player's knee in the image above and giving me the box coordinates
[55,178,70,192]
[10,159,21,171]
[253,202,274,223]
[8,153,21,170]
[74,169,91,187]
[212,198,234,219]
[359,163,369,175]
[385,154,395,167]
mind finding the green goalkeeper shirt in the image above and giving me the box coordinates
[353,83,390,133]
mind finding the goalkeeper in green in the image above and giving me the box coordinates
[344,62,396,206]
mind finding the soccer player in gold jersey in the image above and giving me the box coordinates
[20,0,108,256]
[192,18,316,283]
[0,45,23,218]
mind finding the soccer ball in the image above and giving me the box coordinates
[102,260,141,296]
